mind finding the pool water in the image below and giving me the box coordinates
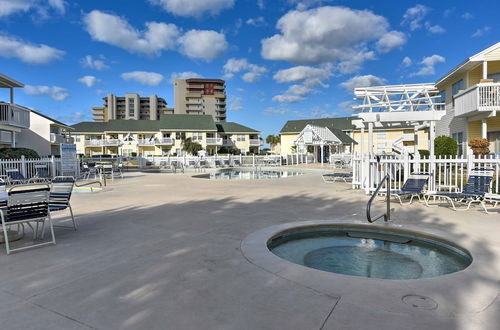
[268,229,472,280]
[209,168,304,180]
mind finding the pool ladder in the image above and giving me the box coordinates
[366,174,391,223]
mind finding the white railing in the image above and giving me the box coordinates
[206,138,223,145]
[50,133,74,144]
[249,139,262,146]
[352,152,500,194]
[454,83,500,116]
[84,139,121,147]
[84,140,103,147]
[0,156,79,179]
[155,138,174,145]
[137,139,156,146]
[0,102,30,128]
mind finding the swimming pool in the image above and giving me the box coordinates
[268,226,472,280]
[206,168,304,180]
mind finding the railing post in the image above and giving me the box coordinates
[252,154,255,167]
[386,173,390,222]
[20,155,26,178]
[51,155,56,176]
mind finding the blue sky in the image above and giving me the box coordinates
[0,0,499,140]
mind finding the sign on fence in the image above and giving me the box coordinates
[60,143,77,176]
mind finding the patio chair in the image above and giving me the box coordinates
[49,176,77,230]
[385,173,430,205]
[425,168,494,212]
[232,159,242,167]
[101,164,114,181]
[214,160,223,167]
[170,161,184,173]
[113,163,124,179]
[29,164,52,183]
[483,194,500,214]
[0,184,55,254]
[322,172,353,183]
[223,159,230,167]
[6,168,27,185]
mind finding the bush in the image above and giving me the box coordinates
[0,147,40,159]
[434,136,457,157]
[218,147,240,155]
[418,149,430,157]
[468,137,490,155]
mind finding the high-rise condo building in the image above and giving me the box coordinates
[174,78,227,122]
[92,93,170,122]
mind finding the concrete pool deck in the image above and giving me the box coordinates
[0,168,498,329]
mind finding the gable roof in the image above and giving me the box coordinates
[216,122,260,133]
[72,115,218,133]
[30,109,72,129]
[280,117,354,133]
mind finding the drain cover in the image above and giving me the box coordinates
[402,295,438,310]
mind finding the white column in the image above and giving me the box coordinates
[414,127,418,155]
[429,121,435,156]
[10,88,14,103]
[481,119,488,139]
[320,143,324,166]
[368,122,374,156]
[483,61,488,80]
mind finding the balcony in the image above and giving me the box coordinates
[50,133,74,144]
[0,102,30,128]
[222,139,233,146]
[137,139,156,146]
[402,133,415,142]
[206,138,223,145]
[186,99,202,105]
[84,139,121,147]
[454,83,500,117]
[187,84,204,88]
[155,138,174,146]
[249,139,263,146]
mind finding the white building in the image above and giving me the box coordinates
[0,74,31,148]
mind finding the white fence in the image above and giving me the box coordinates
[0,156,80,179]
[352,152,500,194]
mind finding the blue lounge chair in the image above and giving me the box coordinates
[49,176,77,230]
[29,164,52,183]
[425,169,493,211]
[322,172,352,183]
[387,173,429,205]
[6,168,27,185]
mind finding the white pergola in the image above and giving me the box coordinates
[353,83,446,156]
[294,124,343,165]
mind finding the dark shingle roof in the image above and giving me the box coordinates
[280,117,355,133]
[216,122,260,133]
[71,115,217,133]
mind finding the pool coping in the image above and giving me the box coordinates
[241,219,499,316]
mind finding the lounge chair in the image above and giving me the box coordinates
[322,172,352,183]
[385,173,429,205]
[425,168,494,212]
[214,160,223,167]
[29,164,52,183]
[49,176,77,230]
[0,184,55,254]
[6,168,27,185]
[232,159,242,167]
[223,159,230,167]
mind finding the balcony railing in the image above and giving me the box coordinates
[155,138,174,146]
[84,139,121,147]
[50,133,74,144]
[206,138,223,145]
[454,83,500,117]
[137,139,156,146]
[249,139,263,146]
[0,102,30,128]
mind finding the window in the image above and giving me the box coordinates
[452,132,464,156]
[237,135,245,142]
[488,72,500,82]
[452,79,464,96]
[162,133,171,138]
[376,132,387,140]
[377,143,387,151]
[75,136,81,142]
[192,132,203,141]
[438,90,446,109]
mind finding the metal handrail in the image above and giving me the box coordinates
[366,174,390,223]
[75,180,102,188]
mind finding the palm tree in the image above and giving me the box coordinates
[182,137,203,155]
[266,135,280,148]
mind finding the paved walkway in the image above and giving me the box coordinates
[0,169,498,329]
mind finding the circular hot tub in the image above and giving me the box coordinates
[267,225,472,280]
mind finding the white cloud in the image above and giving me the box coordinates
[223,58,267,82]
[257,0,265,10]
[56,111,89,124]
[273,65,331,83]
[402,56,412,67]
[264,107,289,115]
[170,71,202,82]
[149,0,234,18]
[338,100,356,113]
[0,34,64,64]
[340,75,386,93]
[246,16,266,27]
[288,0,333,10]
[462,12,473,20]
[425,22,445,34]
[24,85,69,101]
[472,26,491,38]
[0,0,66,17]
[121,71,164,86]
[272,94,305,103]
[178,30,228,61]
[261,6,400,71]
[80,55,109,70]
[376,31,407,53]
[411,55,445,76]
[229,96,243,111]
[84,10,180,57]
[78,76,100,88]
[402,4,429,30]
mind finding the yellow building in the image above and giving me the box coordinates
[279,117,429,155]
[435,42,500,154]
[72,115,261,156]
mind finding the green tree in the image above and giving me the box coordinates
[434,136,458,157]
[266,135,280,148]
[181,137,203,155]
